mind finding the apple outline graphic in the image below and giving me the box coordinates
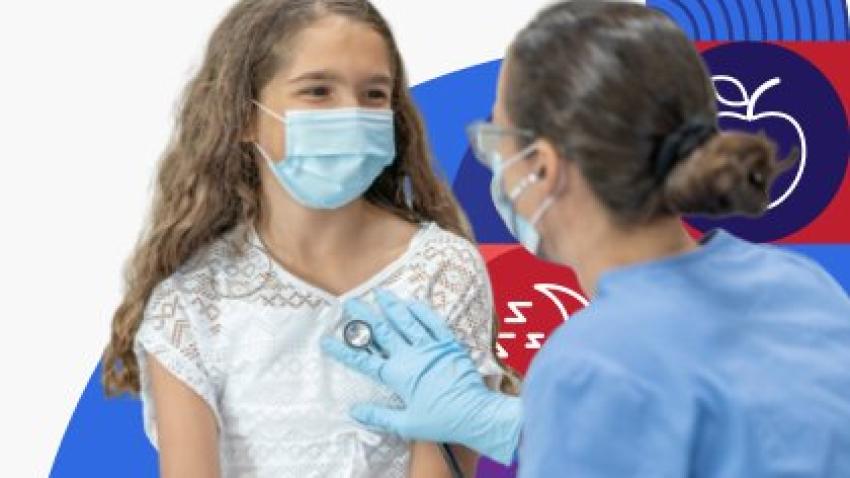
[692,43,848,243]
[713,75,808,210]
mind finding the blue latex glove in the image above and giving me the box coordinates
[321,289,521,465]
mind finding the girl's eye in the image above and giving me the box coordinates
[366,89,389,100]
[300,86,331,97]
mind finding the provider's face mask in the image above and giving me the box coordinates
[467,120,555,257]
[254,102,396,209]
[490,145,555,256]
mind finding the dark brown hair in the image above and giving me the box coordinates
[102,0,521,395]
[505,1,794,223]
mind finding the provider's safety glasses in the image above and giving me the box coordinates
[466,120,535,170]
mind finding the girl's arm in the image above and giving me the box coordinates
[405,237,500,477]
[148,354,221,478]
[409,442,478,478]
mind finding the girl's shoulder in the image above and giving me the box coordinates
[149,224,274,311]
[406,222,487,274]
[385,222,491,306]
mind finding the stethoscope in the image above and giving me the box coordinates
[343,319,465,478]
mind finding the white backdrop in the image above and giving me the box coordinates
[0,0,637,475]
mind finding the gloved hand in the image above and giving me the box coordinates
[321,289,521,465]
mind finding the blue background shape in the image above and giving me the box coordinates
[410,60,502,184]
[51,365,157,477]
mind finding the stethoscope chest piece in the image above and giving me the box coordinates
[343,319,373,350]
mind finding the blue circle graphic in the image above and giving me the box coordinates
[647,0,850,41]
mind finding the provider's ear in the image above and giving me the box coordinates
[532,137,568,197]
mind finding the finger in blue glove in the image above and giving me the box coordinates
[407,300,457,342]
[320,337,386,383]
[351,403,407,436]
[375,289,435,346]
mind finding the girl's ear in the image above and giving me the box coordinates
[242,115,258,143]
[241,101,261,143]
[242,131,257,143]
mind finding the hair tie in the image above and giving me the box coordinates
[654,118,718,182]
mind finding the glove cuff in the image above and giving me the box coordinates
[463,393,522,466]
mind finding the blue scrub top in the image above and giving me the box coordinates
[520,230,850,477]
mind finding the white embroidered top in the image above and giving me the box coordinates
[134,222,502,478]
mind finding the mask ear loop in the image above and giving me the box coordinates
[530,146,574,227]
[502,142,539,200]
[507,171,540,201]
[500,143,537,172]
[254,142,276,166]
[505,170,539,238]
[494,141,537,238]
[508,169,557,227]
[529,196,555,226]
[252,100,286,122]
[501,145,538,236]
[251,100,286,168]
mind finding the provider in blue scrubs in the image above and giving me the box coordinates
[322,2,850,476]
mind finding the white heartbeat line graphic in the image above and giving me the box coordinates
[495,332,515,359]
[712,75,807,210]
[525,333,545,350]
[504,301,532,324]
[496,284,590,359]
[495,332,545,357]
[533,283,590,322]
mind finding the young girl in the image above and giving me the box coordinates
[101,1,506,476]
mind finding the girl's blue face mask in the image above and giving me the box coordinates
[253,102,396,209]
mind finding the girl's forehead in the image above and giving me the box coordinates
[283,15,393,79]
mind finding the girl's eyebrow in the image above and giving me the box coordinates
[287,70,393,85]
[365,74,393,86]
[288,70,343,83]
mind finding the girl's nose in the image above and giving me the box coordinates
[338,90,360,109]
